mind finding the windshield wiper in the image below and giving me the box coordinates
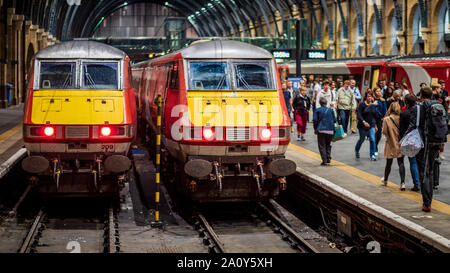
[215,74,226,90]
[236,71,251,90]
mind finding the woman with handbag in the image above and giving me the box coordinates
[355,91,378,161]
[381,102,406,190]
[313,97,337,166]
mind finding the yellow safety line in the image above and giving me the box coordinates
[0,124,22,143]
[288,143,450,216]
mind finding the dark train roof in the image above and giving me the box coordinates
[36,40,127,60]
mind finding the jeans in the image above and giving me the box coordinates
[375,119,383,152]
[355,127,376,156]
[408,157,420,188]
[295,111,308,134]
[338,109,351,133]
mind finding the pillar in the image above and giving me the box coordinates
[358,36,366,57]
[0,4,7,108]
[36,28,44,51]
[396,30,406,55]
[376,34,386,55]
[41,32,48,49]
[341,38,350,58]
[420,27,432,54]
[328,39,335,59]
[248,21,256,37]
[12,14,24,105]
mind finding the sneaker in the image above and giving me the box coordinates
[374,152,379,157]
[301,136,306,141]
[422,205,431,212]
[297,135,301,141]
[355,152,360,159]
[400,183,406,191]
[371,155,377,161]
[320,162,327,166]
[411,186,420,192]
[381,177,387,186]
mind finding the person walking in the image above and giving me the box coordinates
[293,87,311,141]
[373,87,387,156]
[313,97,336,166]
[315,80,334,109]
[350,80,362,134]
[407,87,448,212]
[399,94,421,192]
[380,102,406,190]
[337,80,355,134]
[355,91,378,161]
[387,90,405,110]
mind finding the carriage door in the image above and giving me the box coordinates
[361,67,371,96]
[370,67,380,89]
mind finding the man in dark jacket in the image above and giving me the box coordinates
[407,88,447,212]
[400,94,420,191]
[313,97,336,166]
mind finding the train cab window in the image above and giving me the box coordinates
[82,62,119,90]
[232,61,273,90]
[188,62,230,90]
[39,62,76,89]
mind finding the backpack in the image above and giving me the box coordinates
[426,101,448,143]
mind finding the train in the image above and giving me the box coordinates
[132,39,297,202]
[21,40,137,196]
[279,53,450,95]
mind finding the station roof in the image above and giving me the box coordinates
[8,0,297,41]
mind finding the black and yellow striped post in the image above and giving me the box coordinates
[151,94,163,228]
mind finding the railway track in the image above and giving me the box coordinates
[18,203,120,253]
[193,200,320,253]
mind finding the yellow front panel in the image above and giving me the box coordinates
[31,90,124,125]
[187,91,283,127]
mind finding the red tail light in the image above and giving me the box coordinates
[203,128,214,140]
[100,126,112,136]
[261,128,272,140]
[43,126,55,137]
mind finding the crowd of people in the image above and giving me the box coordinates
[282,77,449,213]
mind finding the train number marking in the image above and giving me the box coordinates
[101,145,115,152]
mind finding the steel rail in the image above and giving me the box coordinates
[19,209,45,253]
[259,201,320,253]
[195,213,226,253]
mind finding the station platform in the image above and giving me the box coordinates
[286,121,450,250]
[0,105,24,166]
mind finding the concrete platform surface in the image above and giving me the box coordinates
[286,121,450,247]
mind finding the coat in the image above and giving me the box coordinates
[382,114,403,159]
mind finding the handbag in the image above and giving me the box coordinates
[333,109,347,142]
[400,105,424,157]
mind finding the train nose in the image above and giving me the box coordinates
[268,158,297,177]
[22,156,50,174]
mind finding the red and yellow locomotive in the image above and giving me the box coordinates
[22,40,137,195]
[133,40,296,202]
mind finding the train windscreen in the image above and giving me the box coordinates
[39,62,76,89]
[82,62,119,90]
[233,61,273,90]
[189,62,230,90]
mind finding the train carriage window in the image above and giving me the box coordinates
[82,62,119,90]
[232,61,273,90]
[39,62,76,89]
[188,62,230,90]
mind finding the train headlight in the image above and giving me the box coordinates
[44,126,55,137]
[100,126,112,137]
[203,128,214,140]
[261,128,272,140]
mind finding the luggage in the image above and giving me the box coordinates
[400,105,424,157]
